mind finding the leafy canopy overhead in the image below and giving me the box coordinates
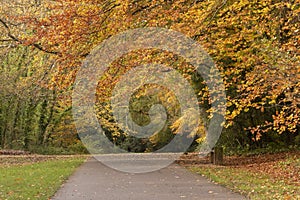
[2,0,299,145]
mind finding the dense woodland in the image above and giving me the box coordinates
[0,0,299,154]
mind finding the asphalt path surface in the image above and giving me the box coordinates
[52,155,247,200]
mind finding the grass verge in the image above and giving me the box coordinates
[189,154,299,200]
[0,157,86,200]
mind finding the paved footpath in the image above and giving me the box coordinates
[52,157,247,200]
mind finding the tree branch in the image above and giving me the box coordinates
[0,18,59,55]
[207,0,228,26]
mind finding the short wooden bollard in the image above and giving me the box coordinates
[210,147,223,165]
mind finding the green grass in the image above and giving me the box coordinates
[190,165,300,200]
[277,157,300,168]
[0,157,85,200]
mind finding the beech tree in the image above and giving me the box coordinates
[1,0,299,152]
[0,1,82,152]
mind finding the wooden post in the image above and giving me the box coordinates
[210,151,214,163]
[210,147,223,165]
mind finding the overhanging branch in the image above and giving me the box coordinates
[0,18,59,55]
